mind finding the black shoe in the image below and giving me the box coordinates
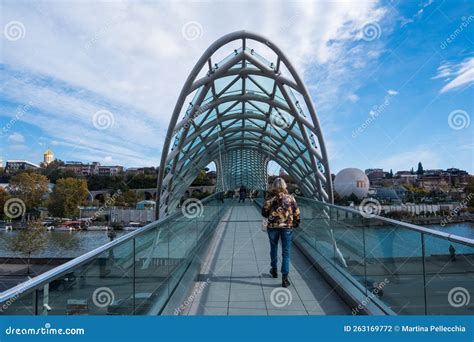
[282,274,291,288]
[270,268,278,278]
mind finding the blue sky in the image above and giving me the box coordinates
[0,0,473,174]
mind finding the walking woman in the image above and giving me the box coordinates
[262,177,300,288]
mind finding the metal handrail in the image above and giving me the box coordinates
[0,193,222,303]
[296,196,474,246]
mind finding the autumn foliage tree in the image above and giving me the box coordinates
[10,172,49,213]
[48,178,89,218]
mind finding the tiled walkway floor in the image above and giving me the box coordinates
[186,203,350,315]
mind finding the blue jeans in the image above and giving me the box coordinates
[267,228,293,275]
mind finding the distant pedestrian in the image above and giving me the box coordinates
[238,185,247,203]
[449,244,456,262]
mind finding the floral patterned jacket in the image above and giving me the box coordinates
[262,192,300,228]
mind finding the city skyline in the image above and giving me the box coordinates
[1,0,473,174]
[0,149,471,177]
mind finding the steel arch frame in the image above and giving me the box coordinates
[157,30,333,217]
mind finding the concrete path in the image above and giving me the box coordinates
[185,203,350,315]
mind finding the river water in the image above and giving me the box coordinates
[0,222,472,259]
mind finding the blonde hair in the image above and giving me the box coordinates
[272,177,288,194]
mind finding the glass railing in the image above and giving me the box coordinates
[292,197,474,315]
[0,193,228,315]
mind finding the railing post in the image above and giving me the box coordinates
[362,224,367,295]
[421,233,428,315]
[133,237,136,315]
[33,289,38,315]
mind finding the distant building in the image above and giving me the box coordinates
[374,187,406,203]
[394,171,413,177]
[126,167,157,175]
[98,165,123,176]
[60,161,123,177]
[445,168,470,186]
[43,149,54,165]
[5,160,41,173]
[365,168,385,181]
[126,167,145,175]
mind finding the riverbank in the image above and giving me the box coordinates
[401,214,474,226]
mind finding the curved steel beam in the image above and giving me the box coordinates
[157,30,333,218]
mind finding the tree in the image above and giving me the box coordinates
[48,178,89,218]
[388,169,393,179]
[10,172,49,214]
[464,178,474,210]
[403,183,428,203]
[0,187,10,218]
[115,190,140,208]
[417,162,424,175]
[8,220,48,275]
[410,167,415,175]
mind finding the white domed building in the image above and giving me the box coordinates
[334,168,370,199]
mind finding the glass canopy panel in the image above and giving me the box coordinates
[215,76,239,95]
[247,100,270,114]
[250,75,275,94]
[159,33,333,217]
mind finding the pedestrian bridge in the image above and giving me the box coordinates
[0,31,472,316]
[1,196,472,316]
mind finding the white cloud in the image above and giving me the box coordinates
[1,0,391,166]
[433,57,474,93]
[8,132,25,143]
[387,89,398,95]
